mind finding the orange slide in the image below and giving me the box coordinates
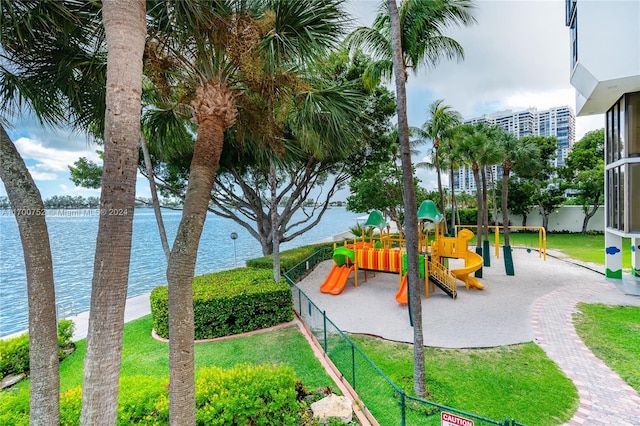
[395,274,408,304]
[320,264,355,295]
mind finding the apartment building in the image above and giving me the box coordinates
[566,0,640,289]
[454,106,576,193]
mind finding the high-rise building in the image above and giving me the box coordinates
[566,0,639,289]
[453,106,576,193]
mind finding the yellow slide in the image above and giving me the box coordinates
[450,251,484,290]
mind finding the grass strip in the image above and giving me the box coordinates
[573,303,640,393]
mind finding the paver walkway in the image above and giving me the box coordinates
[532,280,640,425]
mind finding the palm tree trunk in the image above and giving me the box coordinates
[472,167,482,249]
[168,79,236,426]
[449,165,456,233]
[435,144,447,234]
[141,135,170,261]
[481,167,489,242]
[481,167,491,266]
[387,0,427,398]
[80,2,145,424]
[0,126,59,426]
[501,169,511,246]
[167,118,225,426]
[270,160,281,282]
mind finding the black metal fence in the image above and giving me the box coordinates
[284,249,526,426]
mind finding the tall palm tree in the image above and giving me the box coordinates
[0,128,58,426]
[80,1,146,424]
[349,0,475,398]
[457,122,501,261]
[347,0,476,86]
[146,1,350,423]
[0,2,106,423]
[417,100,462,233]
[441,127,465,231]
[386,0,427,398]
[498,132,539,274]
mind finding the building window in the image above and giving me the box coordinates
[606,93,640,233]
[631,163,640,231]
[628,92,640,157]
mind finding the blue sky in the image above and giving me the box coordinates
[1,0,604,201]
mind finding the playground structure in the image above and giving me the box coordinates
[320,201,485,304]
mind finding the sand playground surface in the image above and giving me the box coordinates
[296,247,640,348]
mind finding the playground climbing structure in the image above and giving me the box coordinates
[320,201,485,304]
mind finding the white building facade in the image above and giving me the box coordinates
[566,0,640,289]
[454,106,576,193]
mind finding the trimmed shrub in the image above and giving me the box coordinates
[151,268,293,340]
[0,386,29,426]
[0,333,29,378]
[246,243,336,273]
[58,376,169,425]
[196,364,300,425]
[4,366,299,425]
[0,320,76,379]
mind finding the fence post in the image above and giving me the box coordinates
[298,287,302,315]
[323,310,327,353]
[351,344,356,389]
[400,390,406,426]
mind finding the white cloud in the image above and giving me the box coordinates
[13,136,102,179]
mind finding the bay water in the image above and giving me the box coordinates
[0,207,359,337]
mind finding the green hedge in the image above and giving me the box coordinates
[1,365,301,425]
[0,319,75,379]
[150,268,293,340]
[246,242,337,272]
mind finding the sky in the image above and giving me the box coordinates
[1,0,605,202]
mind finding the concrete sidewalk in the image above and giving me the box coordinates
[69,293,151,341]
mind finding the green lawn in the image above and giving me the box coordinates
[470,231,632,267]
[573,303,640,393]
[346,336,577,426]
[56,316,333,392]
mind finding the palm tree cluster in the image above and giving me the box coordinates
[418,100,542,275]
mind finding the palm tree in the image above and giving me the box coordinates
[0,128,59,426]
[417,100,462,233]
[385,0,427,398]
[457,122,501,260]
[498,132,539,274]
[80,2,147,424]
[349,0,475,398]
[476,125,502,258]
[145,1,350,422]
[0,2,107,423]
[441,129,465,231]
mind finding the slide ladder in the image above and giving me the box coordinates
[428,260,457,299]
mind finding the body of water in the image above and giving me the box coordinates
[0,207,359,337]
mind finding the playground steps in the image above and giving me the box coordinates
[428,260,458,299]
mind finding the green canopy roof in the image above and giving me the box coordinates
[363,210,387,229]
[417,200,444,223]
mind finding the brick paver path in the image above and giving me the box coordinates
[532,282,640,425]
